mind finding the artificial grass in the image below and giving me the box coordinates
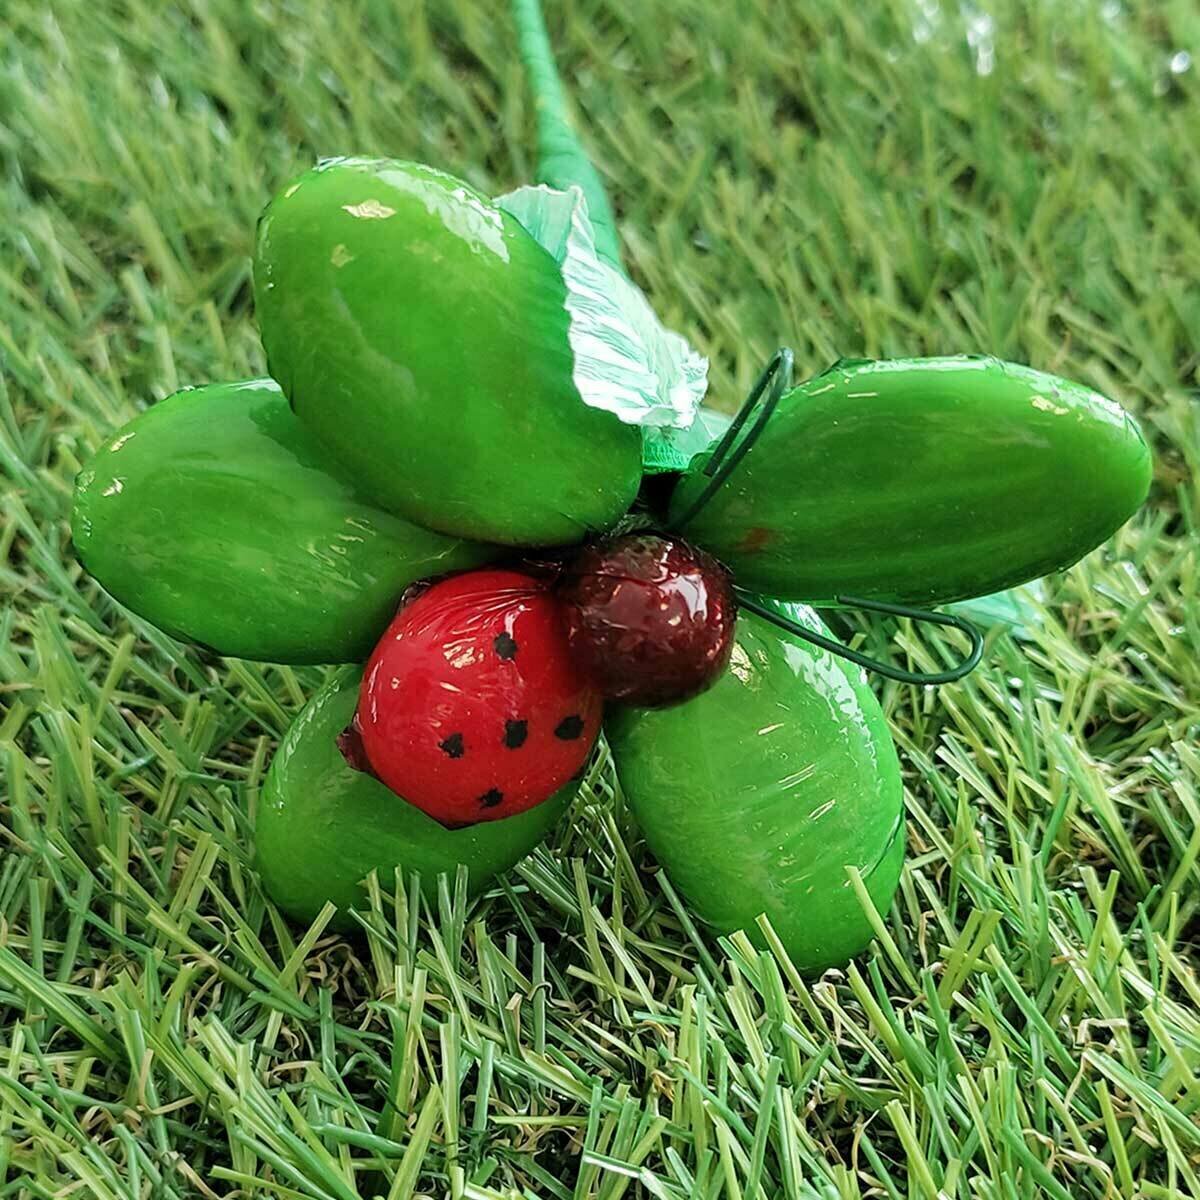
[1,0,1198,1196]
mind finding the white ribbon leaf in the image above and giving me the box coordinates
[496,184,709,442]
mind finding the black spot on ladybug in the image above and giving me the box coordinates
[494,632,518,660]
[440,732,465,759]
[555,715,585,741]
[479,787,505,808]
[504,719,528,749]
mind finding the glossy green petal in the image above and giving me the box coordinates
[255,667,574,926]
[72,380,499,664]
[671,356,1153,606]
[606,604,904,973]
[254,157,643,547]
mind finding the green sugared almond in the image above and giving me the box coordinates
[606,604,904,974]
[254,157,643,548]
[671,356,1153,606]
[72,380,497,664]
[255,667,574,926]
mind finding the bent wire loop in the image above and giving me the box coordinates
[671,346,985,686]
[736,592,985,686]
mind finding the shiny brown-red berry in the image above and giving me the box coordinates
[558,534,737,708]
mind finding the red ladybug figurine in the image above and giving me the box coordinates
[355,569,602,826]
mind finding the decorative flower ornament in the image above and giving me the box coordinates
[70,0,1152,972]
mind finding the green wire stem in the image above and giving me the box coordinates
[511,0,623,270]
[508,15,984,687]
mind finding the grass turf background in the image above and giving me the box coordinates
[2,0,1199,1196]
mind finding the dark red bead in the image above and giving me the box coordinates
[558,534,737,708]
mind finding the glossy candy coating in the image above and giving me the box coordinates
[670,356,1153,606]
[606,604,904,973]
[558,534,737,707]
[358,570,602,826]
[71,380,496,664]
[256,667,574,926]
[254,157,643,547]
